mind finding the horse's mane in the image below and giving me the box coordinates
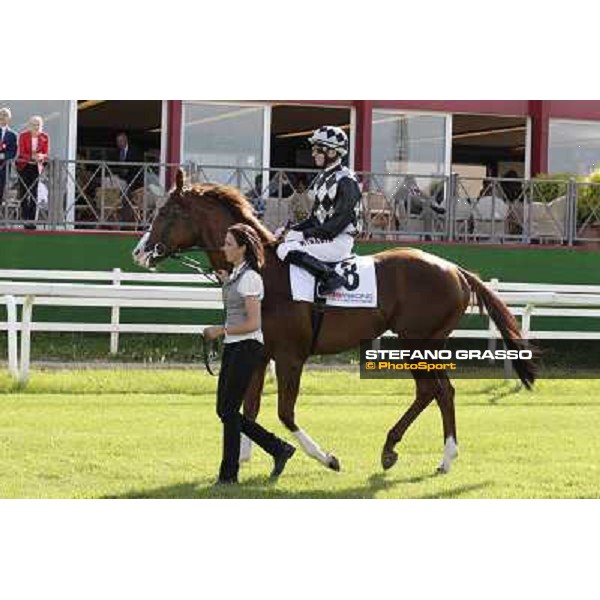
[185,183,276,245]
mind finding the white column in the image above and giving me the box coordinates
[444,113,453,176]
[65,100,78,229]
[159,100,168,189]
[524,116,532,179]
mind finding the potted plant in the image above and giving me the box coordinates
[530,172,574,204]
[577,168,600,243]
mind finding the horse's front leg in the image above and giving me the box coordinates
[239,355,269,463]
[276,357,340,471]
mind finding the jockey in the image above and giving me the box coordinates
[276,125,362,296]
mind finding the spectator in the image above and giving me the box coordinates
[478,178,493,199]
[246,174,266,218]
[501,169,523,202]
[393,175,445,217]
[0,107,18,204]
[114,131,143,188]
[114,132,144,224]
[17,115,49,230]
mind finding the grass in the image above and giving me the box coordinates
[1,369,600,499]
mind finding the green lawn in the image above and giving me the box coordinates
[1,369,599,498]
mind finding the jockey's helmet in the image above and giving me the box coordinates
[308,125,349,157]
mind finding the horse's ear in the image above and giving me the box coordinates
[175,168,184,193]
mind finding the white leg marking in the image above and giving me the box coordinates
[293,429,331,467]
[239,433,252,463]
[438,436,459,473]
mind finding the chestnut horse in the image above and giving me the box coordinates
[133,171,535,474]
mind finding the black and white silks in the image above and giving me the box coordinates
[292,161,362,240]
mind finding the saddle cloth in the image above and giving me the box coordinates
[290,255,377,307]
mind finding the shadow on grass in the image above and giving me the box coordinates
[101,471,492,500]
[419,481,493,499]
[487,382,525,404]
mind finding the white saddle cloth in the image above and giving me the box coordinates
[290,255,377,307]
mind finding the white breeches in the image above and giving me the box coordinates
[276,230,354,263]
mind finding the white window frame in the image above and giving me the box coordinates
[65,100,78,228]
[525,116,532,179]
[160,100,168,188]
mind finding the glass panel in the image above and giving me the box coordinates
[549,119,600,175]
[371,110,447,199]
[182,102,264,183]
[0,100,70,160]
[372,111,447,175]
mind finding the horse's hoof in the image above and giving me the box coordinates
[381,449,398,470]
[327,454,341,472]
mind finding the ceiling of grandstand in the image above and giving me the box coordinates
[77,101,161,131]
[452,114,526,149]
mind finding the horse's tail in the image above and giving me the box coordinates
[458,267,536,389]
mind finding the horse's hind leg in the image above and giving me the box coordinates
[433,371,458,474]
[276,357,340,471]
[382,372,436,470]
[240,355,270,463]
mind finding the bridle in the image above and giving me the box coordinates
[143,196,282,374]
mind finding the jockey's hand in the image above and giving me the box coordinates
[281,229,304,243]
[203,326,225,341]
[302,227,332,241]
[215,270,229,284]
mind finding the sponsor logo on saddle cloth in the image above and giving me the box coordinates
[290,255,377,307]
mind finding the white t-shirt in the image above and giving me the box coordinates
[32,136,38,153]
[224,269,264,344]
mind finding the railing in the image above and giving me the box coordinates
[0,268,218,384]
[1,160,600,246]
[2,269,600,384]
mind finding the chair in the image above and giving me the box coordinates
[288,191,312,223]
[364,191,393,234]
[95,187,123,222]
[1,187,21,221]
[472,195,508,240]
[529,195,567,242]
[262,197,288,232]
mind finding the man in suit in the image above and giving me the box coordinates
[0,107,18,203]
[115,131,143,188]
[114,131,144,225]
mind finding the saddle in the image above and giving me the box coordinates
[288,254,378,308]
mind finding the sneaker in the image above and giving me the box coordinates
[270,444,296,480]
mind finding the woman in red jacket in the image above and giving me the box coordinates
[17,115,49,229]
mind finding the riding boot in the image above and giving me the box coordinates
[285,250,347,295]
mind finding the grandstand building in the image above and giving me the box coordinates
[2,100,600,180]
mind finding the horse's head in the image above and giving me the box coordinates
[132,169,276,270]
[132,170,201,269]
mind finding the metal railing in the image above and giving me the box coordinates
[1,160,599,246]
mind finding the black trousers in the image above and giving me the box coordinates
[19,163,40,222]
[217,339,285,481]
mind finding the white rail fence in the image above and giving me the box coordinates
[2,269,600,384]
